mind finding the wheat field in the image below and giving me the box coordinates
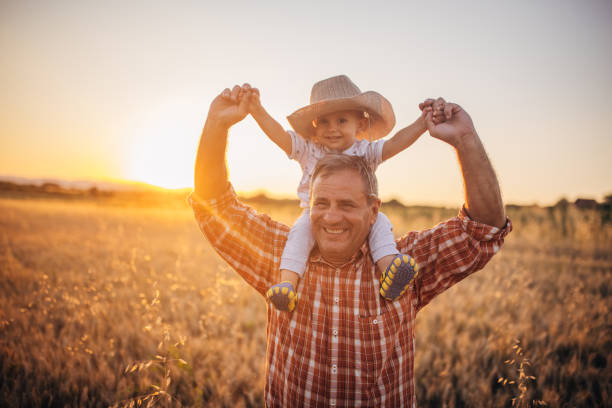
[0,194,610,407]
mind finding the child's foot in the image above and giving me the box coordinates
[379,254,419,301]
[266,281,297,312]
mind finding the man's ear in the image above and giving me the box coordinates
[369,198,381,225]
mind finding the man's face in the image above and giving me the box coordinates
[310,169,380,266]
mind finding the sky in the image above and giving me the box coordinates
[1,0,611,206]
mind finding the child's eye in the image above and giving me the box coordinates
[317,119,329,126]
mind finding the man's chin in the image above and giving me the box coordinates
[318,241,351,260]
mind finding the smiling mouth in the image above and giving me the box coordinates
[323,227,346,235]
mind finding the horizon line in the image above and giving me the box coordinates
[1,173,609,208]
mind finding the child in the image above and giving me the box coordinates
[241,75,434,312]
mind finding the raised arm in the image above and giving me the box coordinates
[194,85,251,199]
[192,84,289,295]
[381,108,429,161]
[246,87,292,156]
[424,100,506,228]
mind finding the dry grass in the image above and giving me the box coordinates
[0,196,610,407]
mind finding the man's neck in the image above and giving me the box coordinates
[319,247,367,268]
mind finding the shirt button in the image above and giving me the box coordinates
[332,329,338,336]
[335,268,341,274]
[333,297,339,303]
[372,319,378,324]
[331,364,338,374]
[330,399,336,406]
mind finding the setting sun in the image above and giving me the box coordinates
[122,100,201,189]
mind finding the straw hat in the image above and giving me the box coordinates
[287,75,396,141]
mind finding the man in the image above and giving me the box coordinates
[190,84,511,406]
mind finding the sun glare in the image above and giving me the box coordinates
[123,101,201,189]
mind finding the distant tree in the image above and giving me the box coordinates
[601,194,612,225]
[384,198,405,208]
[574,198,598,210]
[550,197,570,237]
[554,198,569,210]
[41,182,61,191]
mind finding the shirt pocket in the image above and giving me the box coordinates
[357,307,403,387]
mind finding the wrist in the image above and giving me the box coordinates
[414,115,428,133]
[454,131,480,154]
[204,116,231,136]
[250,104,267,120]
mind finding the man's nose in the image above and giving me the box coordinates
[322,207,342,223]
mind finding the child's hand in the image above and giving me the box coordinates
[420,98,449,125]
[233,83,261,114]
[417,99,433,129]
[247,87,263,113]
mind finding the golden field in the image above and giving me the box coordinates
[0,191,610,407]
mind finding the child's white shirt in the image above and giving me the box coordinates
[287,130,386,208]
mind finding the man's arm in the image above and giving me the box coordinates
[394,99,509,311]
[397,208,511,311]
[194,85,251,199]
[424,101,506,228]
[191,84,287,295]
[246,87,292,156]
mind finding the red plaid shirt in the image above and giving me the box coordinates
[189,185,511,407]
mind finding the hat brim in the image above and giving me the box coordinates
[287,91,396,141]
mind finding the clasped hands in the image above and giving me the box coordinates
[208,83,478,149]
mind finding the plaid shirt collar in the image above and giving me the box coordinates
[309,241,370,267]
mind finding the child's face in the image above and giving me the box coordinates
[313,110,366,151]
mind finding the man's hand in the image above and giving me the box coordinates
[421,97,506,227]
[422,98,477,149]
[207,84,252,130]
[419,97,447,126]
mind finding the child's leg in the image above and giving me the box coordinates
[267,210,314,312]
[279,210,314,276]
[279,269,300,291]
[369,212,399,271]
[369,212,418,301]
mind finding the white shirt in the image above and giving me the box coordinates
[287,130,386,208]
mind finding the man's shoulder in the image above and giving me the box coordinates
[190,184,290,230]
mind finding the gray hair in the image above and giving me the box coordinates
[309,154,379,204]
